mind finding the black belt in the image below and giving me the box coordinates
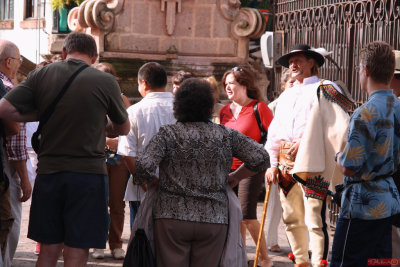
[292,172,393,198]
[345,173,392,186]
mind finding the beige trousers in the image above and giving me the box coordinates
[280,183,329,267]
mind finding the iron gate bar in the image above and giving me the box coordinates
[272,0,400,109]
[272,0,400,225]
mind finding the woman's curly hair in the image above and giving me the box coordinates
[174,78,215,122]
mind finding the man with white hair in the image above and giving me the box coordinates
[0,39,31,267]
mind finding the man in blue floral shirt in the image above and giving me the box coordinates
[331,41,400,267]
[391,49,400,267]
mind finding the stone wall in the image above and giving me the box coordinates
[67,0,267,98]
[105,0,239,60]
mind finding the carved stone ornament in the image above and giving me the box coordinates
[67,0,124,33]
[161,0,182,35]
[218,0,241,21]
[231,7,266,39]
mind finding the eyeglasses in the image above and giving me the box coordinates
[232,66,243,72]
[10,57,23,64]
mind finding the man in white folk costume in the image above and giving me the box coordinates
[265,44,352,267]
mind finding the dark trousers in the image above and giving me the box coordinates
[0,179,13,259]
[129,201,141,230]
[331,216,392,267]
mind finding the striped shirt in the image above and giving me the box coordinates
[0,72,28,161]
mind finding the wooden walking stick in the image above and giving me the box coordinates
[253,180,273,267]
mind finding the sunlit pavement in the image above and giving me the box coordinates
[14,200,334,266]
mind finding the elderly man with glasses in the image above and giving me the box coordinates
[0,39,31,267]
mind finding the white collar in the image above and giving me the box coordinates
[145,92,173,99]
[293,76,319,87]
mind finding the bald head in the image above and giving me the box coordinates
[0,39,21,80]
[0,40,19,61]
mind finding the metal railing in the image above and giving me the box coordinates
[272,0,400,107]
[328,201,340,228]
[272,0,400,226]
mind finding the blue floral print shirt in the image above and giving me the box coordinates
[338,89,400,220]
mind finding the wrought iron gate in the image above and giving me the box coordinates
[271,0,400,107]
[271,0,400,226]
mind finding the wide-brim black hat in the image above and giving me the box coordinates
[278,44,325,68]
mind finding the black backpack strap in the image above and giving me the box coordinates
[253,101,268,144]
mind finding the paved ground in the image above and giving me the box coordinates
[12,200,334,266]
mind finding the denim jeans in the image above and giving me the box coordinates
[129,201,141,230]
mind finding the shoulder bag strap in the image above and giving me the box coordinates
[36,64,89,133]
[253,101,268,144]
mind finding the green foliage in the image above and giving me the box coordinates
[50,0,85,11]
[240,0,270,9]
[257,0,270,9]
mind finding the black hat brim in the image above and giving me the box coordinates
[277,50,325,68]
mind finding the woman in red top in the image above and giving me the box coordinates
[220,66,273,267]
